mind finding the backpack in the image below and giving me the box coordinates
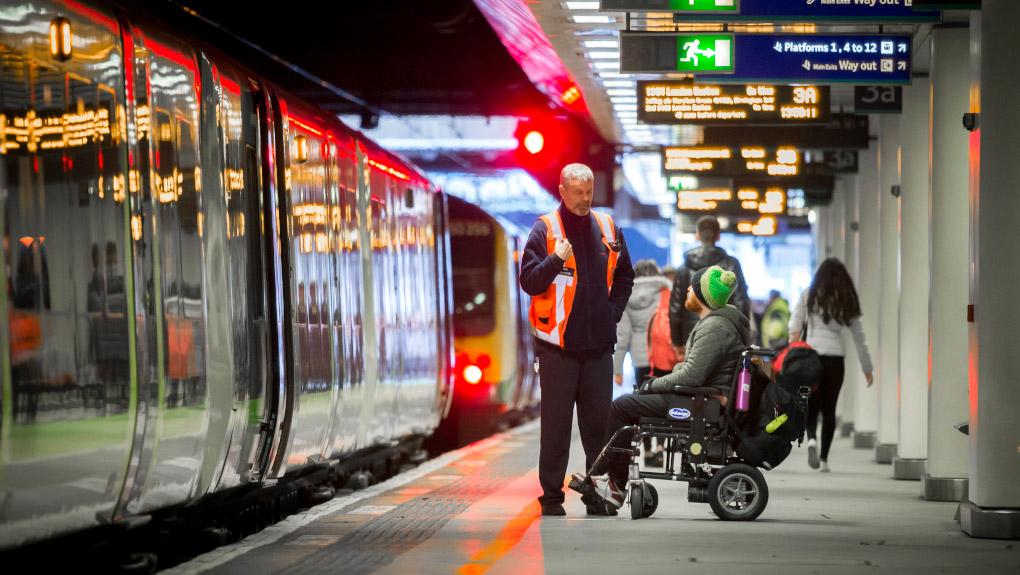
[735,343,822,470]
[646,288,679,373]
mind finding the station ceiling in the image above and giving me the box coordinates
[130,0,552,117]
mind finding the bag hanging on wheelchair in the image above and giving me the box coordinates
[735,343,822,470]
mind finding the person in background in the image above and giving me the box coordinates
[668,216,752,360]
[789,258,874,473]
[760,289,791,350]
[612,259,673,467]
[661,265,677,285]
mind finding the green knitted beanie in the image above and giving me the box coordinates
[691,265,737,310]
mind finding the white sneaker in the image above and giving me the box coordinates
[590,474,625,509]
[820,460,830,473]
[807,439,820,469]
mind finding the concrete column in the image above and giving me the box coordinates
[841,175,862,439]
[923,26,970,503]
[960,3,1020,539]
[894,75,931,481]
[876,115,901,464]
[829,181,855,436]
[813,206,828,268]
[853,140,881,449]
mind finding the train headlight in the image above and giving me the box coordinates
[463,365,483,385]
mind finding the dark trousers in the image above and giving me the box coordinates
[633,367,670,452]
[806,355,846,461]
[591,392,675,488]
[538,344,613,505]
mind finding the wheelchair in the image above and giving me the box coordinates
[579,345,777,521]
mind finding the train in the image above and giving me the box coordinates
[0,0,538,561]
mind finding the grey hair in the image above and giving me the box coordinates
[560,163,594,186]
[634,259,660,278]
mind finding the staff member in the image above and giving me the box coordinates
[520,163,634,516]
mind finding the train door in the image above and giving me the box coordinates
[249,87,294,480]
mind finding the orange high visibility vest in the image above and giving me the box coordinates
[528,209,619,348]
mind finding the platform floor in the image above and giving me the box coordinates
[164,417,1020,575]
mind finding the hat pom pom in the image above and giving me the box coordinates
[721,270,737,287]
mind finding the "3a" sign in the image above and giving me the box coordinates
[854,86,902,114]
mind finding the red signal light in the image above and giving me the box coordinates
[522,131,545,155]
[463,365,483,385]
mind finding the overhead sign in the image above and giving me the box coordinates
[703,113,870,149]
[601,0,938,21]
[676,185,786,218]
[602,0,738,12]
[662,146,801,177]
[638,82,829,125]
[911,0,979,8]
[622,33,912,84]
[823,151,859,174]
[854,86,903,113]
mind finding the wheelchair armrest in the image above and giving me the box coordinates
[670,386,721,397]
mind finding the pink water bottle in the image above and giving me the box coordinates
[735,353,752,412]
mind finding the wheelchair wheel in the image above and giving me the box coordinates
[642,483,659,518]
[629,482,644,520]
[707,463,768,521]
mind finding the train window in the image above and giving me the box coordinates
[150,45,206,408]
[0,43,131,424]
[450,219,495,337]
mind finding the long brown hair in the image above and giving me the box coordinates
[807,258,862,326]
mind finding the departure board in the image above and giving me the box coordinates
[638,82,829,125]
[662,146,801,177]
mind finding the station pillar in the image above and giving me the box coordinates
[876,115,901,464]
[961,1,1020,539]
[894,72,931,481]
[923,26,970,503]
[852,139,881,449]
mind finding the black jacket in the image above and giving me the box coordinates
[668,245,750,347]
[520,205,635,352]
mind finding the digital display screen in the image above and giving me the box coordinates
[638,82,829,125]
[662,145,802,177]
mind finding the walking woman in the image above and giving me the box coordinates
[789,258,874,472]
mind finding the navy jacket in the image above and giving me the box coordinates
[519,204,635,352]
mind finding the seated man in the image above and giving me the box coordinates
[573,265,751,508]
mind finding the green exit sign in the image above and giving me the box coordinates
[676,34,735,73]
[669,0,738,10]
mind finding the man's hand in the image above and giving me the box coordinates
[865,372,874,387]
[613,374,623,386]
[554,238,573,261]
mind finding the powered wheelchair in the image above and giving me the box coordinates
[573,345,779,521]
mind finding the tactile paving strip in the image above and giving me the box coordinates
[278,441,537,575]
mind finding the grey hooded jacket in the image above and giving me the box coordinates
[649,304,751,395]
[613,276,673,374]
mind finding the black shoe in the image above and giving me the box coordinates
[540,502,566,516]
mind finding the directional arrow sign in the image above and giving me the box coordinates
[623,33,912,84]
